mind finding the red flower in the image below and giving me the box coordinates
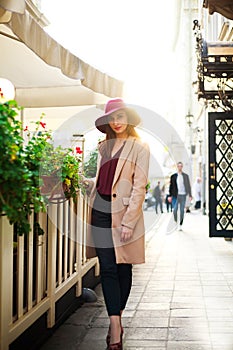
[24,126,28,131]
[40,122,46,129]
[75,147,83,154]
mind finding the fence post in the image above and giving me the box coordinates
[47,204,57,328]
[0,216,13,350]
[76,193,82,296]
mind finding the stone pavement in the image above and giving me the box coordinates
[39,210,233,350]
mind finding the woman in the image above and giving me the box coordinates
[85,98,150,350]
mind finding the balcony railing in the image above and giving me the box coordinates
[0,191,99,350]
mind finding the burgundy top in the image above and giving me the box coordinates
[97,144,124,196]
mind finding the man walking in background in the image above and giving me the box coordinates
[169,162,192,230]
[153,181,163,214]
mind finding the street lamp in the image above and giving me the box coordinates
[185,112,195,155]
[185,112,194,127]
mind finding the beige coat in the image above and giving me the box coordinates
[86,136,150,264]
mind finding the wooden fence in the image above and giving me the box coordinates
[0,192,99,350]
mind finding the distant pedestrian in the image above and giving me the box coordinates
[193,177,202,209]
[169,162,192,230]
[153,181,163,214]
[165,181,172,212]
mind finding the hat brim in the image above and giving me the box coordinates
[95,107,141,133]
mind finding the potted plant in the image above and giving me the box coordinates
[39,145,83,202]
[24,117,83,203]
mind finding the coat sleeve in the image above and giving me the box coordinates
[121,142,150,229]
[169,174,174,196]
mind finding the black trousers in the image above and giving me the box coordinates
[91,193,132,316]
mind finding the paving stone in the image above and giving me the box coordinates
[170,302,205,310]
[135,310,170,318]
[124,339,166,348]
[141,296,172,303]
[167,342,212,350]
[173,289,203,297]
[143,290,173,297]
[206,309,233,318]
[125,302,139,310]
[168,328,211,342]
[125,327,167,341]
[210,332,233,345]
[209,320,233,329]
[66,306,101,326]
[169,317,209,328]
[39,325,87,350]
[130,317,169,328]
[77,339,107,350]
[137,302,171,310]
[172,297,205,305]
[82,327,108,341]
[121,309,136,318]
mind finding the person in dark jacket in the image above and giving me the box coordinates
[169,162,192,230]
[153,181,163,214]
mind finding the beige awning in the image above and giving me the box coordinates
[0,4,123,107]
[0,0,25,14]
[203,0,233,20]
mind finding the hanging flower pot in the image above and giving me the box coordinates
[25,120,83,204]
[41,174,72,203]
[41,174,61,194]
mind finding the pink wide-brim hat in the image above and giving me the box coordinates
[95,98,141,133]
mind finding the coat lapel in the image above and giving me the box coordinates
[112,136,136,187]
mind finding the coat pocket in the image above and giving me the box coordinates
[122,197,130,206]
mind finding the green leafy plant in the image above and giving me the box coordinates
[0,101,83,235]
[84,147,98,178]
[0,101,46,235]
[146,181,151,192]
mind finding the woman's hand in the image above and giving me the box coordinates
[79,174,94,195]
[121,226,133,243]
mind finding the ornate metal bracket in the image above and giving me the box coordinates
[193,19,233,111]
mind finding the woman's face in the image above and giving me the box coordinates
[108,109,128,135]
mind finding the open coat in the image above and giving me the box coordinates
[169,172,192,198]
[86,136,150,264]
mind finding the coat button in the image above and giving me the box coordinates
[112,193,117,198]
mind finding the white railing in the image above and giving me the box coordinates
[0,192,99,350]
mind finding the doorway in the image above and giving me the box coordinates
[209,112,233,237]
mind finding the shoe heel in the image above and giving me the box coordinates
[108,340,122,350]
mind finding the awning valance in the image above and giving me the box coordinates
[203,0,233,20]
[0,4,123,107]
